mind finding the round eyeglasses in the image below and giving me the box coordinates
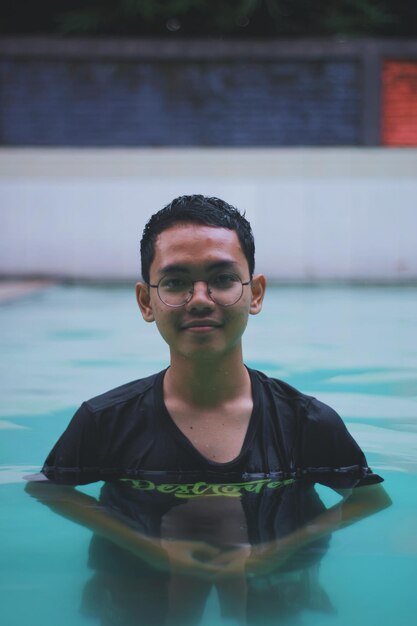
[148,273,251,308]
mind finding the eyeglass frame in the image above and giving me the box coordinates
[147,274,252,308]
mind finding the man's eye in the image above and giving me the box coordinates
[160,278,188,291]
[211,273,240,289]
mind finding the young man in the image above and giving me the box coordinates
[27,195,390,610]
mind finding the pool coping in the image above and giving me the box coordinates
[0,280,56,303]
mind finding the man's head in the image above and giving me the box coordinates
[136,195,265,362]
[140,195,255,283]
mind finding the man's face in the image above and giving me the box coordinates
[136,223,265,362]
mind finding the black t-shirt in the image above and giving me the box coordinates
[86,477,332,573]
[82,478,336,624]
[42,368,382,490]
[42,369,383,622]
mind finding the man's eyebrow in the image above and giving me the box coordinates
[158,261,239,275]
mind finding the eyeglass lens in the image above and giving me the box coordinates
[158,273,244,306]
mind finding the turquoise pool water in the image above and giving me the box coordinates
[1,285,417,626]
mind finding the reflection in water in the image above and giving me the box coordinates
[80,475,335,625]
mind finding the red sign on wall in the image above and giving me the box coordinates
[382,61,417,146]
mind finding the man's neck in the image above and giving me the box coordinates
[164,351,250,409]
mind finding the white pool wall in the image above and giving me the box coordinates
[1,148,416,281]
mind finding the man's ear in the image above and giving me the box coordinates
[249,274,266,316]
[136,282,155,322]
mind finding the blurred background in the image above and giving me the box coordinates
[0,0,416,283]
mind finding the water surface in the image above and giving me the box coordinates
[1,285,416,625]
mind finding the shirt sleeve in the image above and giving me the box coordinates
[300,398,383,489]
[42,403,103,485]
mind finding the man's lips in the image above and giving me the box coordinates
[181,321,222,330]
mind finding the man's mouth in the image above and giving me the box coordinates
[181,321,222,331]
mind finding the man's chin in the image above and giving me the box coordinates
[173,341,242,362]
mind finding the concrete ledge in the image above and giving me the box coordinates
[1,147,416,178]
[1,148,416,281]
[1,37,417,60]
[0,280,55,303]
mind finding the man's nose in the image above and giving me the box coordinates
[187,280,214,308]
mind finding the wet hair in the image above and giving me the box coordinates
[140,195,255,283]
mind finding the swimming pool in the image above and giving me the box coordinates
[1,284,416,625]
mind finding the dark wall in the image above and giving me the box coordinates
[1,38,416,146]
[0,58,361,146]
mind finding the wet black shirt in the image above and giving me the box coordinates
[42,368,382,489]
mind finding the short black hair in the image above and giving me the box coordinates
[140,195,255,283]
